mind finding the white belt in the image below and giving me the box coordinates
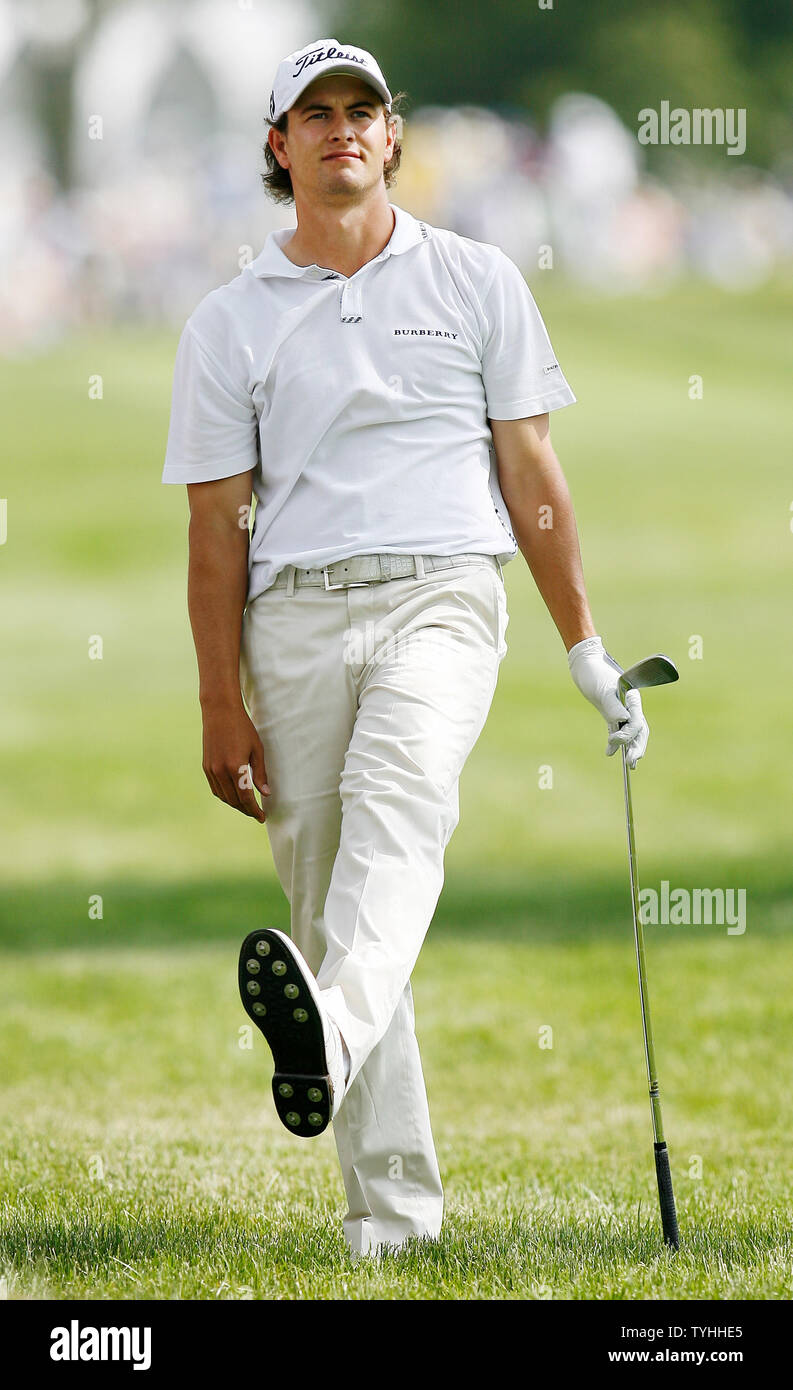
[270,552,502,592]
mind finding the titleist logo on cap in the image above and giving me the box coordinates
[269,39,391,124]
[292,44,368,78]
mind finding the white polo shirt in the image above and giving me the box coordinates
[162,203,575,602]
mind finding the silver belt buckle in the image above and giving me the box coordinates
[322,561,371,591]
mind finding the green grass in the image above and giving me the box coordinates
[1,933,791,1299]
[1,279,792,1298]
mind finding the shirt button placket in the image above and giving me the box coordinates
[340,278,363,324]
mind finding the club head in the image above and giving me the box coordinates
[618,653,679,695]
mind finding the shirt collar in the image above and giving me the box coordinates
[249,204,431,280]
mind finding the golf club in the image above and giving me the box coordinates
[618,653,680,1250]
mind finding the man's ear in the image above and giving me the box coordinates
[268,124,289,171]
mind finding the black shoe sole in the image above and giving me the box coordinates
[238,928,332,1138]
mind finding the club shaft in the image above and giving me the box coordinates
[622,745,680,1247]
[621,747,665,1143]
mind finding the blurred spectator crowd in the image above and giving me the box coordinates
[2,0,793,354]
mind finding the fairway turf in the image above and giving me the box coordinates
[1,280,792,1299]
[1,934,791,1299]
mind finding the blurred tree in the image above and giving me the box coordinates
[322,0,793,167]
[33,53,74,188]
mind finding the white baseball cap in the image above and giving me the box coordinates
[268,39,392,124]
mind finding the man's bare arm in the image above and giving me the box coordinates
[490,413,597,652]
[186,471,269,822]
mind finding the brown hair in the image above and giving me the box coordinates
[261,91,407,205]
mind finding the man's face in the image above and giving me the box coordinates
[270,74,396,202]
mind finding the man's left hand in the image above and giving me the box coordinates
[567,635,649,768]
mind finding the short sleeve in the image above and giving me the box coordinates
[480,251,576,419]
[161,323,258,484]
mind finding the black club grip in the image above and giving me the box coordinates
[654,1142,680,1249]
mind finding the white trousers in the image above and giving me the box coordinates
[239,557,508,1255]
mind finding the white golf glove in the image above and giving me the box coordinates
[567,636,649,768]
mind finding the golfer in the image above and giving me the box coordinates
[162,38,649,1259]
